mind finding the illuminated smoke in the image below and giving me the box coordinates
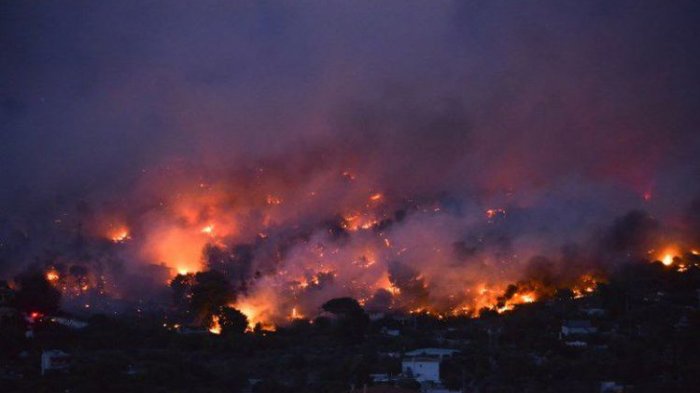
[0,1,699,325]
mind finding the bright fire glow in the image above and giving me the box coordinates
[658,246,679,266]
[46,270,60,282]
[209,315,221,334]
[109,227,130,243]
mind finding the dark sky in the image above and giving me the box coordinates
[1,0,700,209]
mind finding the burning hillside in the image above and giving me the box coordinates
[1,0,700,335]
[4,157,697,330]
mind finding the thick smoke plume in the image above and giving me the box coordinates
[1,1,699,324]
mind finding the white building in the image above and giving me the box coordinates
[402,356,441,383]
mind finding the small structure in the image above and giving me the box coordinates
[402,356,441,383]
[404,348,458,359]
[561,320,597,337]
[600,381,624,392]
[41,350,71,376]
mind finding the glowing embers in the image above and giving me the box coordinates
[485,208,506,222]
[265,195,283,205]
[572,274,600,299]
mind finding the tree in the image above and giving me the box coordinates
[322,297,365,316]
[170,273,194,312]
[321,297,369,342]
[190,270,234,324]
[219,306,248,336]
[14,271,61,314]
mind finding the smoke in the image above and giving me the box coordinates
[1,1,700,320]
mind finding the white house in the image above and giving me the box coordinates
[402,356,441,383]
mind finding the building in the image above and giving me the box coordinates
[41,350,71,376]
[404,348,459,359]
[561,320,597,337]
[401,356,441,383]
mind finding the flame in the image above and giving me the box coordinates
[233,299,276,331]
[657,246,679,266]
[209,315,222,335]
[201,224,214,235]
[46,270,60,283]
[109,226,130,243]
[519,293,536,303]
[369,193,383,202]
[290,307,304,320]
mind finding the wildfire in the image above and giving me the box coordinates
[485,208,506,222]
[109,227,130,243]
[519,293,536,303]
[290,307,304,320]
[209,315,222,335]
[201,224,214,235]
[656,246,680,266]
[233,300,276,331]
[46,270,60,283]
[369,193,383,202]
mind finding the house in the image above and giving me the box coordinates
[402,356,441,383]
[404,348,459,359]
[41,350,71,376]
[561,320,597,337]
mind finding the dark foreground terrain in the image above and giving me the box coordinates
[2,258,700,393]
